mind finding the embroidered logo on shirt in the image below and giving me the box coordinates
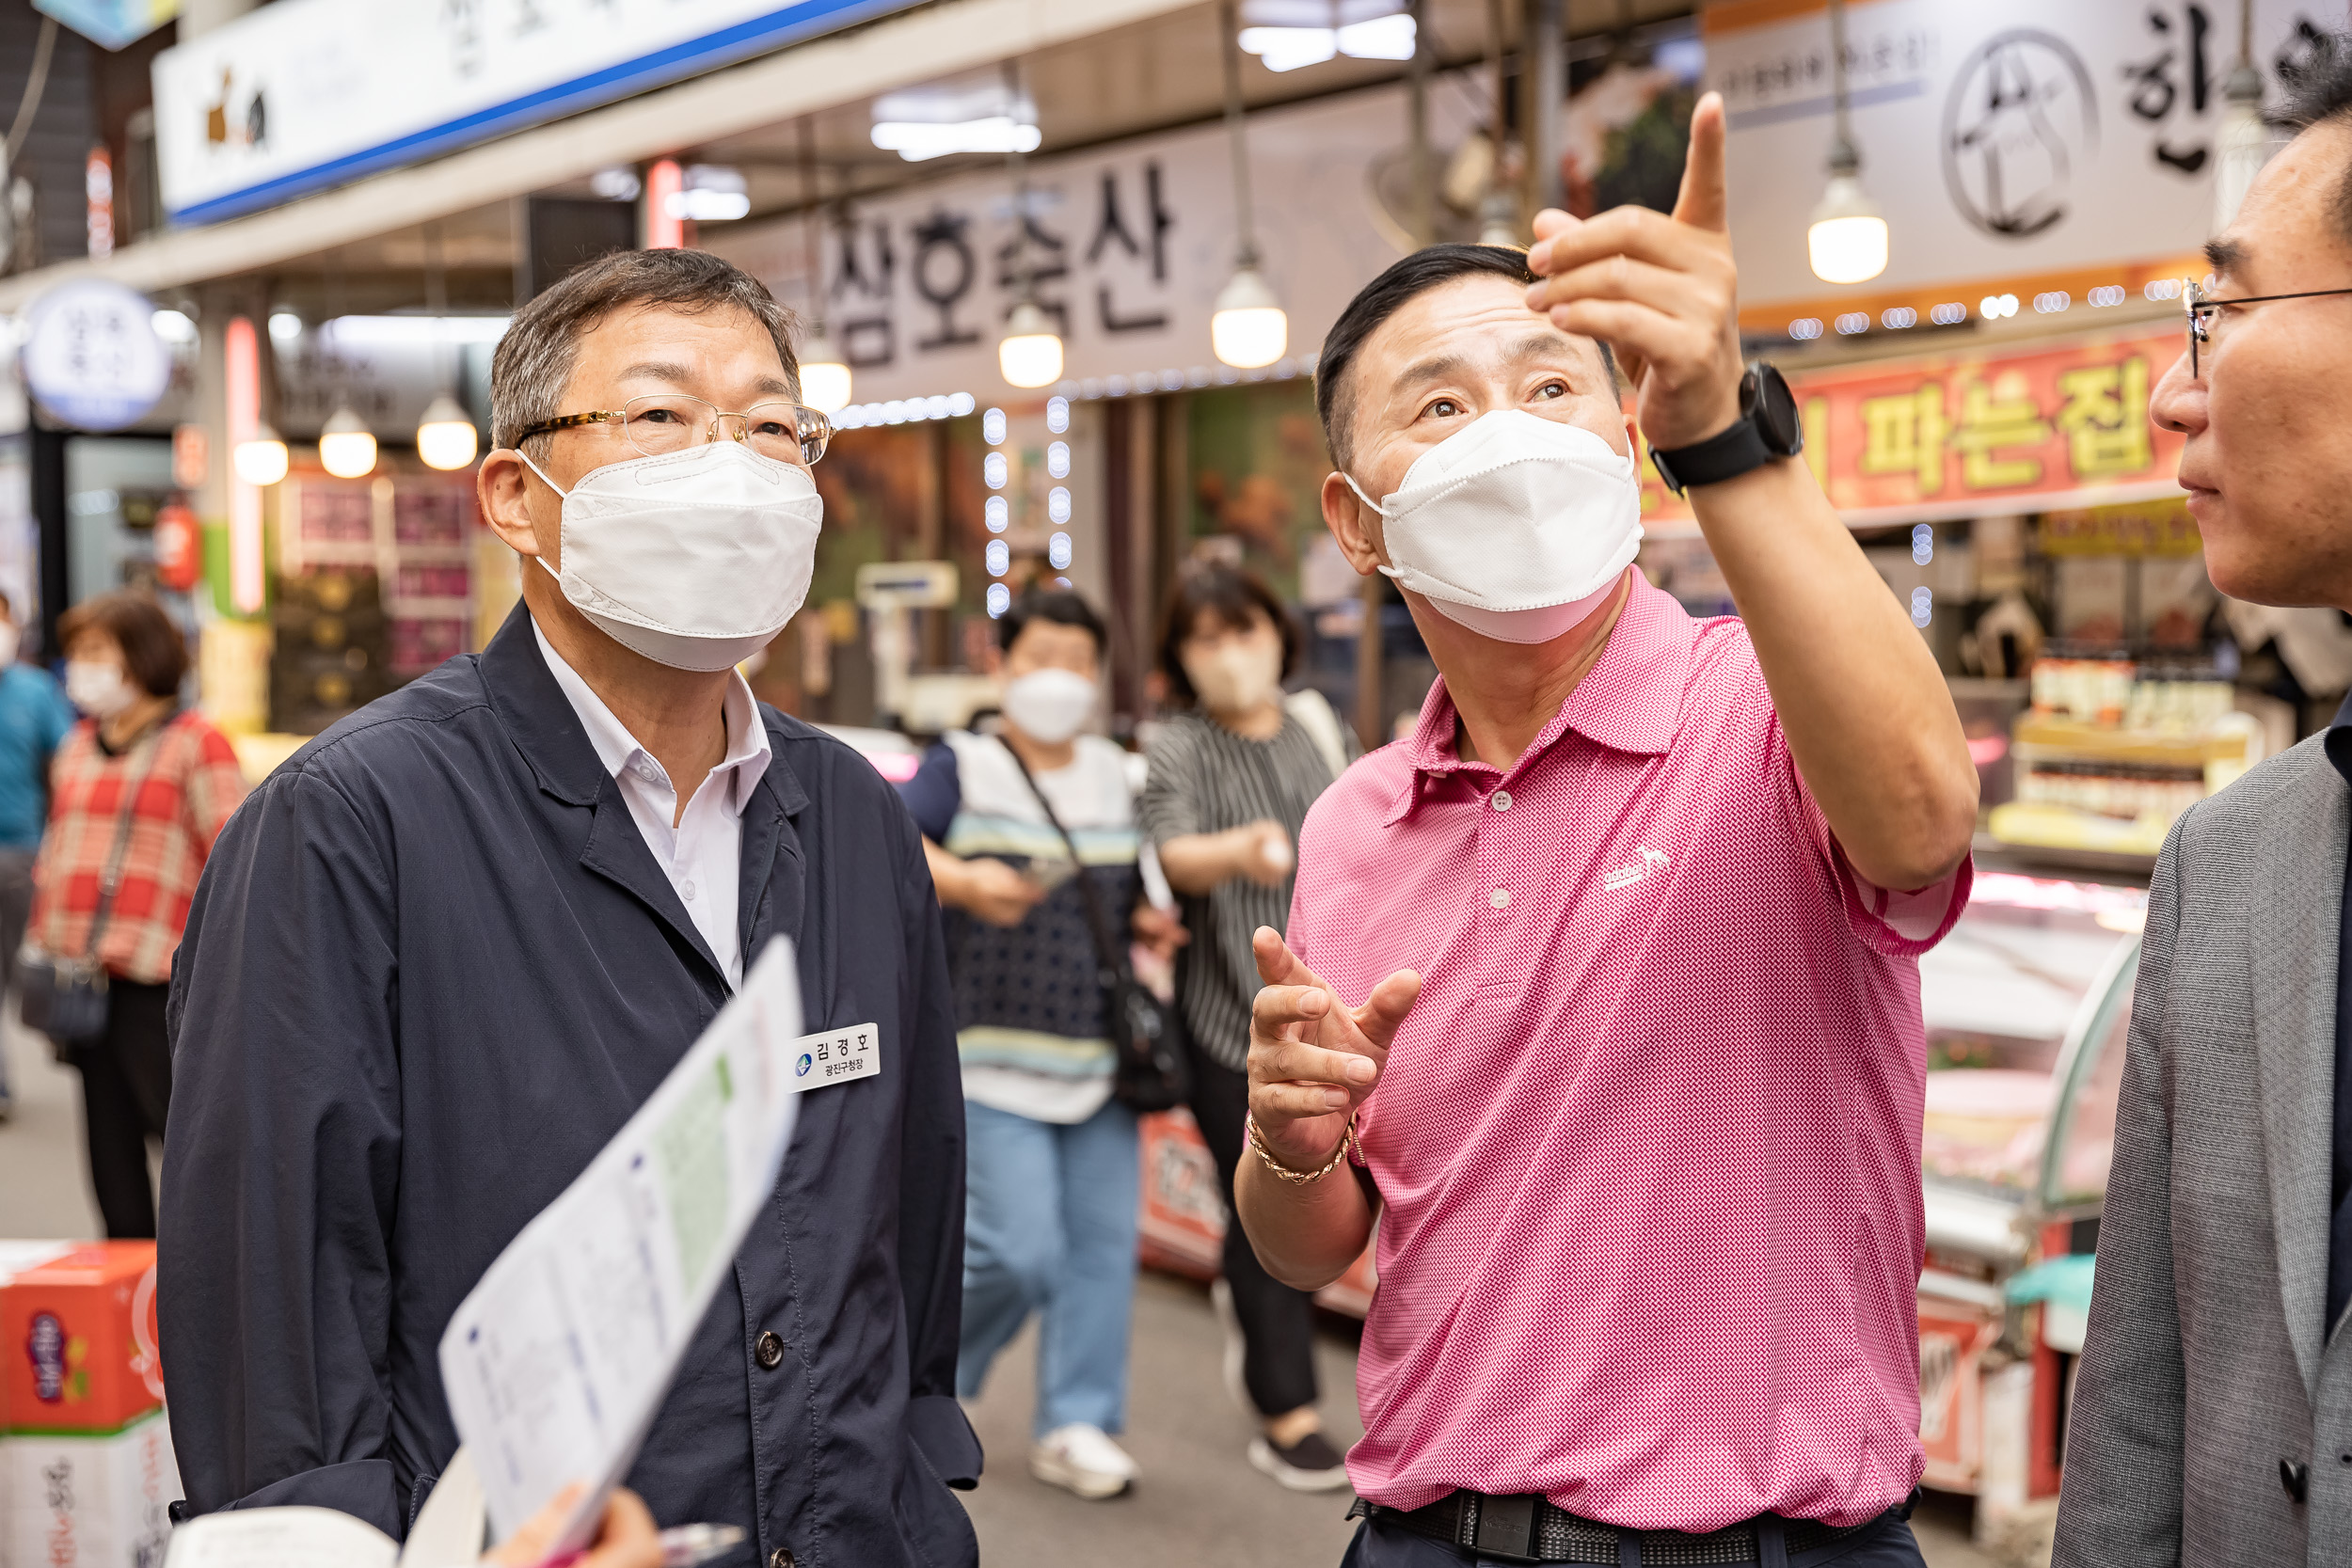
[1601,847,1670,893]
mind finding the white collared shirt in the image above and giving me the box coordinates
[532,622,772,989]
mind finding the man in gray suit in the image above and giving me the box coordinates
[2054,42,2352,1568]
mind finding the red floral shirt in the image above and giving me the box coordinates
[31,711,248,984]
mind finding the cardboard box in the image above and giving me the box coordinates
[1,1245,162,1434]
[0,1408,179,1568]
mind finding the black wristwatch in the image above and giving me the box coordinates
[1648,361,1804,497]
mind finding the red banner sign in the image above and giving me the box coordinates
[1634,328,2188,529]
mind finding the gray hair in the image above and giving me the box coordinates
[490,248,802,451]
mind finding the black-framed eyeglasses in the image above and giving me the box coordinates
[2184,276,2352,378]
[517,392,833,467]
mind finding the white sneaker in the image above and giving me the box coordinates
[1211,1277,1248,1411]
[1029,1423,1139,1499]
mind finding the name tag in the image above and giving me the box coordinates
[787,1022,881,1092]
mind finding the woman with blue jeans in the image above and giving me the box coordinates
[898,589,1184,1499]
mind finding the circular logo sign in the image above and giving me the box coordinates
[797,1053,813,1077]
[1942,30,2100,240]
[19,279,172,431]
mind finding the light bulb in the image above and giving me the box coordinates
[417,393,480,471]
[318,404,377,479]
[798,328,853,415]
[2214,63,2268,231]
[1211,266,1288,369]
[998,299,1064,389]
[232,424,289,486]
[1807,173,1888,285]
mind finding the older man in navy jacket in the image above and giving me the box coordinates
[159,249,976,1568]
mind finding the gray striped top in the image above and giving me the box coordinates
[1138,706,1357,1070]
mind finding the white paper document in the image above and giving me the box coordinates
[437,941,805,1548]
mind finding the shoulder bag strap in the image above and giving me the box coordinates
[78,716,169,963]
[1001,738,1130,987]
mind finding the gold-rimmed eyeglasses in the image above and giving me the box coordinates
[517,393,833,467]
[2183,275,2352,379]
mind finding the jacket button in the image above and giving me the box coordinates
[770,1550,796,1568]
[2281,1458,2310,1503]
[755,1330,785,1370]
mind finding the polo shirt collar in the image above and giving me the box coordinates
[1385,571,1694,825]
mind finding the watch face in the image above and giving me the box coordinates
[1745,361,1804,457]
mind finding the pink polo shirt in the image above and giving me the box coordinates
[1288,574,1967,1533]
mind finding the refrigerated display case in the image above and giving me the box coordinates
[1915,871,2143,1558]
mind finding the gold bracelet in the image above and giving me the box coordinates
[1245,1111,1358,1185]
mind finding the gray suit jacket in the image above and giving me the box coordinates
[2054,733,2352,1567]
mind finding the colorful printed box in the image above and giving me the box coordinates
[1,1245,162,1435]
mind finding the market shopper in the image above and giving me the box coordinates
[160,249,978,1567]
[28,592,244,1236]
[2055,44,2352,1568]
[0,589,74,1123]
[898,587,1181,1501]
[1238,93,1978,1568]
[1139,563,1357,1493]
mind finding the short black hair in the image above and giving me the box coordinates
[998,587,1107,658]
[2274,30,2352,240]
[1313,243,1616,469]
[1154,563,1301,705]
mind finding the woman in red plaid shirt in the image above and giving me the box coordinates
[29,592,246,1238]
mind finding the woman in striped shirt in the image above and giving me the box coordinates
[1139,564,1357,1492]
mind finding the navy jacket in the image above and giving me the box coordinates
[159,605,977,1568]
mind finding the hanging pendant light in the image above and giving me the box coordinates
[232,422,289,486]
[416,393,479,471]
[2214,0,2268,230]
[996,60,1065,390]
[795,118,854,415]
[999,299,1065,388]
[318,404,377,479]
[1805,0,1888,286]
[1213,0,1289,369]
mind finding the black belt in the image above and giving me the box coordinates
[1349,1489,1914,1566]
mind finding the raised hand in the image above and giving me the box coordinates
[1246,927,1420,1171]
[1521,89,1744,454]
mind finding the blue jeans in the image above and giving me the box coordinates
[957,1097,1140,1438]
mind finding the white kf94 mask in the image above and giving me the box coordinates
[521,441,825,672]
[1345,409,1644,644]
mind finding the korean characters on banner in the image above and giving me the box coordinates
[707,82,1484,407]
[1629,330,2185,531]
[1709,0,2342,317]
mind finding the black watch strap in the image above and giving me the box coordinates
[1649,417,1772,497]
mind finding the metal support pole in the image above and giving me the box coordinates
[1531,0,1565,214]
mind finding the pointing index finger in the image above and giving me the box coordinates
[1672,90,1727,235]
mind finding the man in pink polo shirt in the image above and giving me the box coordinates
[1236,96,1978,1568]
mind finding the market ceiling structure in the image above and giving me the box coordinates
[0,0,1697,316]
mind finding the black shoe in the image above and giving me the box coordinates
[1248,1430,1351,1492]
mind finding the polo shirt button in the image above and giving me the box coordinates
[681,879,697,900]
[755,1330,785,1369]
[771,1550,797,1568]
[1490,789,1514,812]
[1488,888,1510,910]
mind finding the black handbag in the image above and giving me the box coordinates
[1005,741,1189,1114]
[20,727,161,1045]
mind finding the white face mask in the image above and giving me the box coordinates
[0,624,23,668]
[521,441,824,673]
[1346,409,1643,645]
[65,660,135,719]
[1184,639,1283,716]
[1000,668,1097,745]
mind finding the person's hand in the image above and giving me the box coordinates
[485,1484,662,1568]
[1521,90,1743,453]
[954,858,1047,927]
[1130,902,1189,963]
[1229,820,1295,888]
[1247,927,1420,1170]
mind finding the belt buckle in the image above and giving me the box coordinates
[1470,1494,1542,1563]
